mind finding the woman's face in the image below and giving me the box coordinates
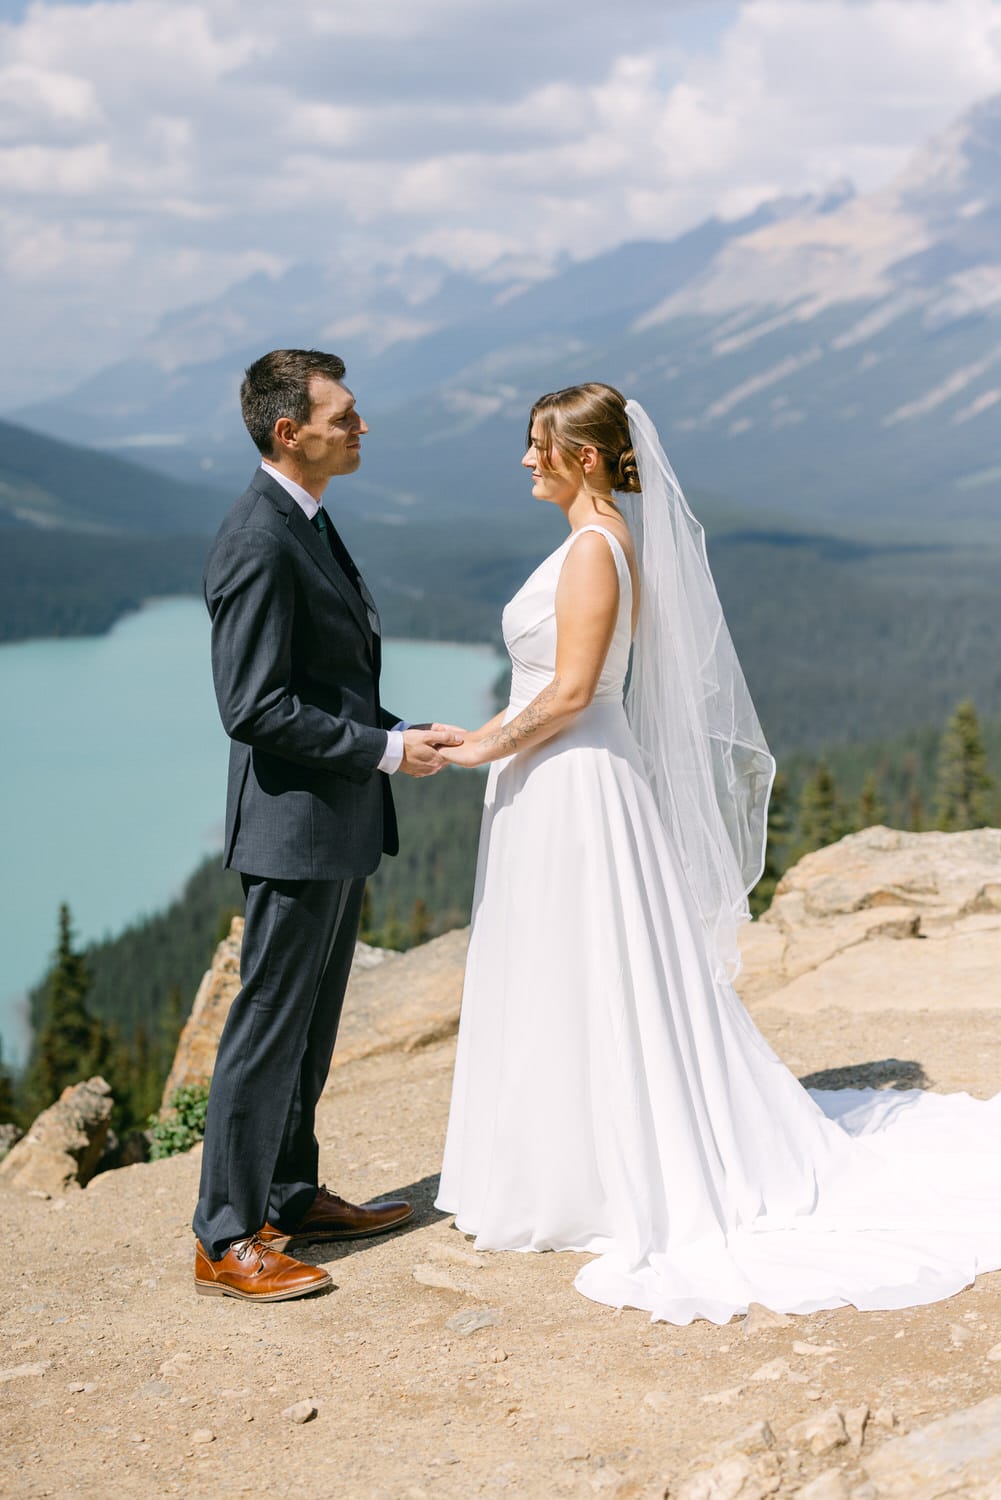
[522,421,578,507]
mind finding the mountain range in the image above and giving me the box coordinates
[5,95,1001,750]
[12,94,1001,543]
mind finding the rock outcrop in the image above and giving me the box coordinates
[161,828,1001,1109]
[862,1395,1001,1498]
[160,918,464,1107]
[159,917,244,1107]
[330,926,469,1067]
[672,1394,1001,1499]
[737,825,1001,1017]
[0,1076,112,1194]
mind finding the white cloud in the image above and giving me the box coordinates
[0,139,111,192]
[0,61,100,137]
[1,0,1001,403]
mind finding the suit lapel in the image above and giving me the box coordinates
[352,563,382,643]
[250,469,374,648]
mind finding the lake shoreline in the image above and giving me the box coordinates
[0,589,502,649]
[1,601,504,1063]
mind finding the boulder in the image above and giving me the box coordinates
[0,1077,113,1193]
[160,918,466,1107]
[331,927,469,1067]
[861,1395,1001,1497]
[159,916,244,1107]
[159,827,1001,1111]
[786,1406,848,1457]
[737,827,1001,1018]
[671,1450,782,1499]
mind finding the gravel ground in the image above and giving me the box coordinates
[3,1004,1000,1499]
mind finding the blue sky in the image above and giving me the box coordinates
[1,0,1000,406]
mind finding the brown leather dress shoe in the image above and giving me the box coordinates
[194,1233,331,1302]
[277,1185,414,1244]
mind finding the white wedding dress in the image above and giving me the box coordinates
[435,524,1001,1325]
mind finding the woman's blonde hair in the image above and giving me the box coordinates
[528,382,641,494]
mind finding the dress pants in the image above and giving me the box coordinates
[193,873,365,1261]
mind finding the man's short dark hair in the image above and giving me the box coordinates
[240,349,347,456]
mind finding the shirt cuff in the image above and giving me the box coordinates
[378,727,406,775]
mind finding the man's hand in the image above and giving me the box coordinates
[398,726,464,777]
[408,722,466,743]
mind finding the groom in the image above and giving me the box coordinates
[193,348,460,1302]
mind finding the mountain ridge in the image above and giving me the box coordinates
[9,93,1001,539]
[0,417,226,536]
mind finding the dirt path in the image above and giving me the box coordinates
[3,997,1001,1499]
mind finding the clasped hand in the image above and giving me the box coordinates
[436,736,486,768]
[399,724,467,777]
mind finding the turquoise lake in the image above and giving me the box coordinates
[0,599,500,1062]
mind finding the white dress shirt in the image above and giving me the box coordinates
[261,461,404,775]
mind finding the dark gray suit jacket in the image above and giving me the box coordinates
[204,467,399,880]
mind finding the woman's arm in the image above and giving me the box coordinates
[441,533,619,768]
[469,706,508,739]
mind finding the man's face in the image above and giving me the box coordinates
[294,377,368,478]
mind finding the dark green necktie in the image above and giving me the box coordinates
[313,507,362,597]
[313,507,380,644]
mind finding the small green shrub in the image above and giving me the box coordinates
[148,1084,210,1159]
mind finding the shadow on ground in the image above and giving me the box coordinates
[799,1057,929,1092]
[295,1172,447,1266]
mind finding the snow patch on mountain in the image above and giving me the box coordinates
[637,197,929,328]
[830,291,931,351]
[320,312,441,355]
[703,347,824,425]
[882,345,1001,427]
[926,267,1001,327]
[953,388,1001,425]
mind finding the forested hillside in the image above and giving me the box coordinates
[709,533,1001,753]
[0,417,227,535]
[0,529,209,641]
[8,493,1000,760]
[5,403,1001,762]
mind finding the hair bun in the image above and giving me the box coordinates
[615,446,641,494]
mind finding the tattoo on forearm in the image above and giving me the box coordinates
[480,678,562,759]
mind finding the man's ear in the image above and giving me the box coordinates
[273,416,297,452]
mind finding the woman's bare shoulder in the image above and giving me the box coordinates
[590,517,638,582]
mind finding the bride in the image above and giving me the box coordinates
[434,382,1001,1326]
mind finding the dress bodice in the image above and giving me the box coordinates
[502,525,633,711]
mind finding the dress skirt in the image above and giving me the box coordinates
[436,700,1001,1325]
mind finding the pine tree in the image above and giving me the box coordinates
[379,902,407,952]
[20,904,110,1120]
[125,1023,163,1128]
[795,763,843,859]
[0,1040,18,1127]
[935,700,996,831]
[749,771,790,917]
[358,885,377,945]
[858,771,887,829]
[901,751,924,831]
[158,985,187,1079]
[214,904,243,945]
[409,898,433,947]
[907,787,925,832]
